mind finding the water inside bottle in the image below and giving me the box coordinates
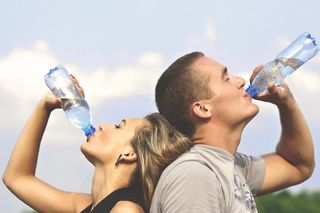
[276,57,304,77]
[252,57,303,93]
[61,98,92,130]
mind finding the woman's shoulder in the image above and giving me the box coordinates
[72,192,92,212]
[110,200,145,213]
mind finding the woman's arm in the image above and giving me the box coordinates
[2,93,91,213]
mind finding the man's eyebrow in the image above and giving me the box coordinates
[121,119,127,126]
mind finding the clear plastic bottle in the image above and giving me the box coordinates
[44,65,96,137]
[246,32,319,97]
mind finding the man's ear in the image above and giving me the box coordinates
[192,100,212,119]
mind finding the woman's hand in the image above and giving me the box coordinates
[42,74,85,113]
[42,92,62,113]
[70,74,85,98]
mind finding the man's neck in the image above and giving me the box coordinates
[192,123,244,155]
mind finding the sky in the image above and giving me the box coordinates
[1,0,320,212]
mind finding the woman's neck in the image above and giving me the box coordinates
[91,164,131,208]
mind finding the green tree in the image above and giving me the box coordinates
[256,190,320,213]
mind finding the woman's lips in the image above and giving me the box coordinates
[86,136,93,142]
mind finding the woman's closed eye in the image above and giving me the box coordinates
[115,119,126,129]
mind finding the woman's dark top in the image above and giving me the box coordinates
[80,187,145,213]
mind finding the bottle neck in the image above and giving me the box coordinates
[84,125,96,137]
[245,85,258,97]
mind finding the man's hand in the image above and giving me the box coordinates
[249,64,295,107]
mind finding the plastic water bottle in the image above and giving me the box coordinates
[44,65,96,137]
[246,32,319,97]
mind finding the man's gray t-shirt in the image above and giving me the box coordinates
[150,144,265,213]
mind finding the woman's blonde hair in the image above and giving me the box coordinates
[131,112,193,209]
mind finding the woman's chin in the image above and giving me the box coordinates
[80,144,95,164]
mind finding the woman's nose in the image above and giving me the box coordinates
[97,125,107,132]
[99,124,115,131]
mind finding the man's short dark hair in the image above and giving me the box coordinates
[155,52,213,138]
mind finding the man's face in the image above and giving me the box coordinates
[193,56,259,127]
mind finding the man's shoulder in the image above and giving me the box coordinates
[162,149,201,171]
[235,152,263,168]
[158,149,215,184]
[151,149,223,212]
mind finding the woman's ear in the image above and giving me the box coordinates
[192,100,212,119]
[117,145,137,165]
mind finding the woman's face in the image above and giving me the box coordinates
[81,118,146,165]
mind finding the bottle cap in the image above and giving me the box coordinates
[84,125,96,137]
[246,85,258,97]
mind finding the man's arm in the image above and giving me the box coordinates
[259,87,315,194]
[249,64,315,194]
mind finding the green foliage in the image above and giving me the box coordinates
[256,190,320,213]
[20,190,320,213]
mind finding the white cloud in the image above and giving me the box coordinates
[315,54,320,63]
[185,22,217,48]
[0,39,58,101]
[0,40,165,143]
[0,40,163,104]
[66,52,163,106]
[0,40,164,105]
[204,23,216,42]
[286,68,320,93]
[138,52,163,66]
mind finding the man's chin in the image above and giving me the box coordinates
[244,105,259,124]
[251,106,259,119]
[252,104,260,116]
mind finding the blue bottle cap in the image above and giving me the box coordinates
[246,85,258,97]
[84,125,96,137]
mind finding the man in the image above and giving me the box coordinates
[150,52,315,212]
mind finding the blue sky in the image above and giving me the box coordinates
[1,1,320,212]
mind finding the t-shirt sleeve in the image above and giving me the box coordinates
[158,161,225,213]
[235,153,265,196]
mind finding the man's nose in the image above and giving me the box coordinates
[238,77,246,88]
[232,75,246,88]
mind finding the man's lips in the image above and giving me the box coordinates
[244,91,252,101]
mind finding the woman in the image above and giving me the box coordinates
[2,76,192,212]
